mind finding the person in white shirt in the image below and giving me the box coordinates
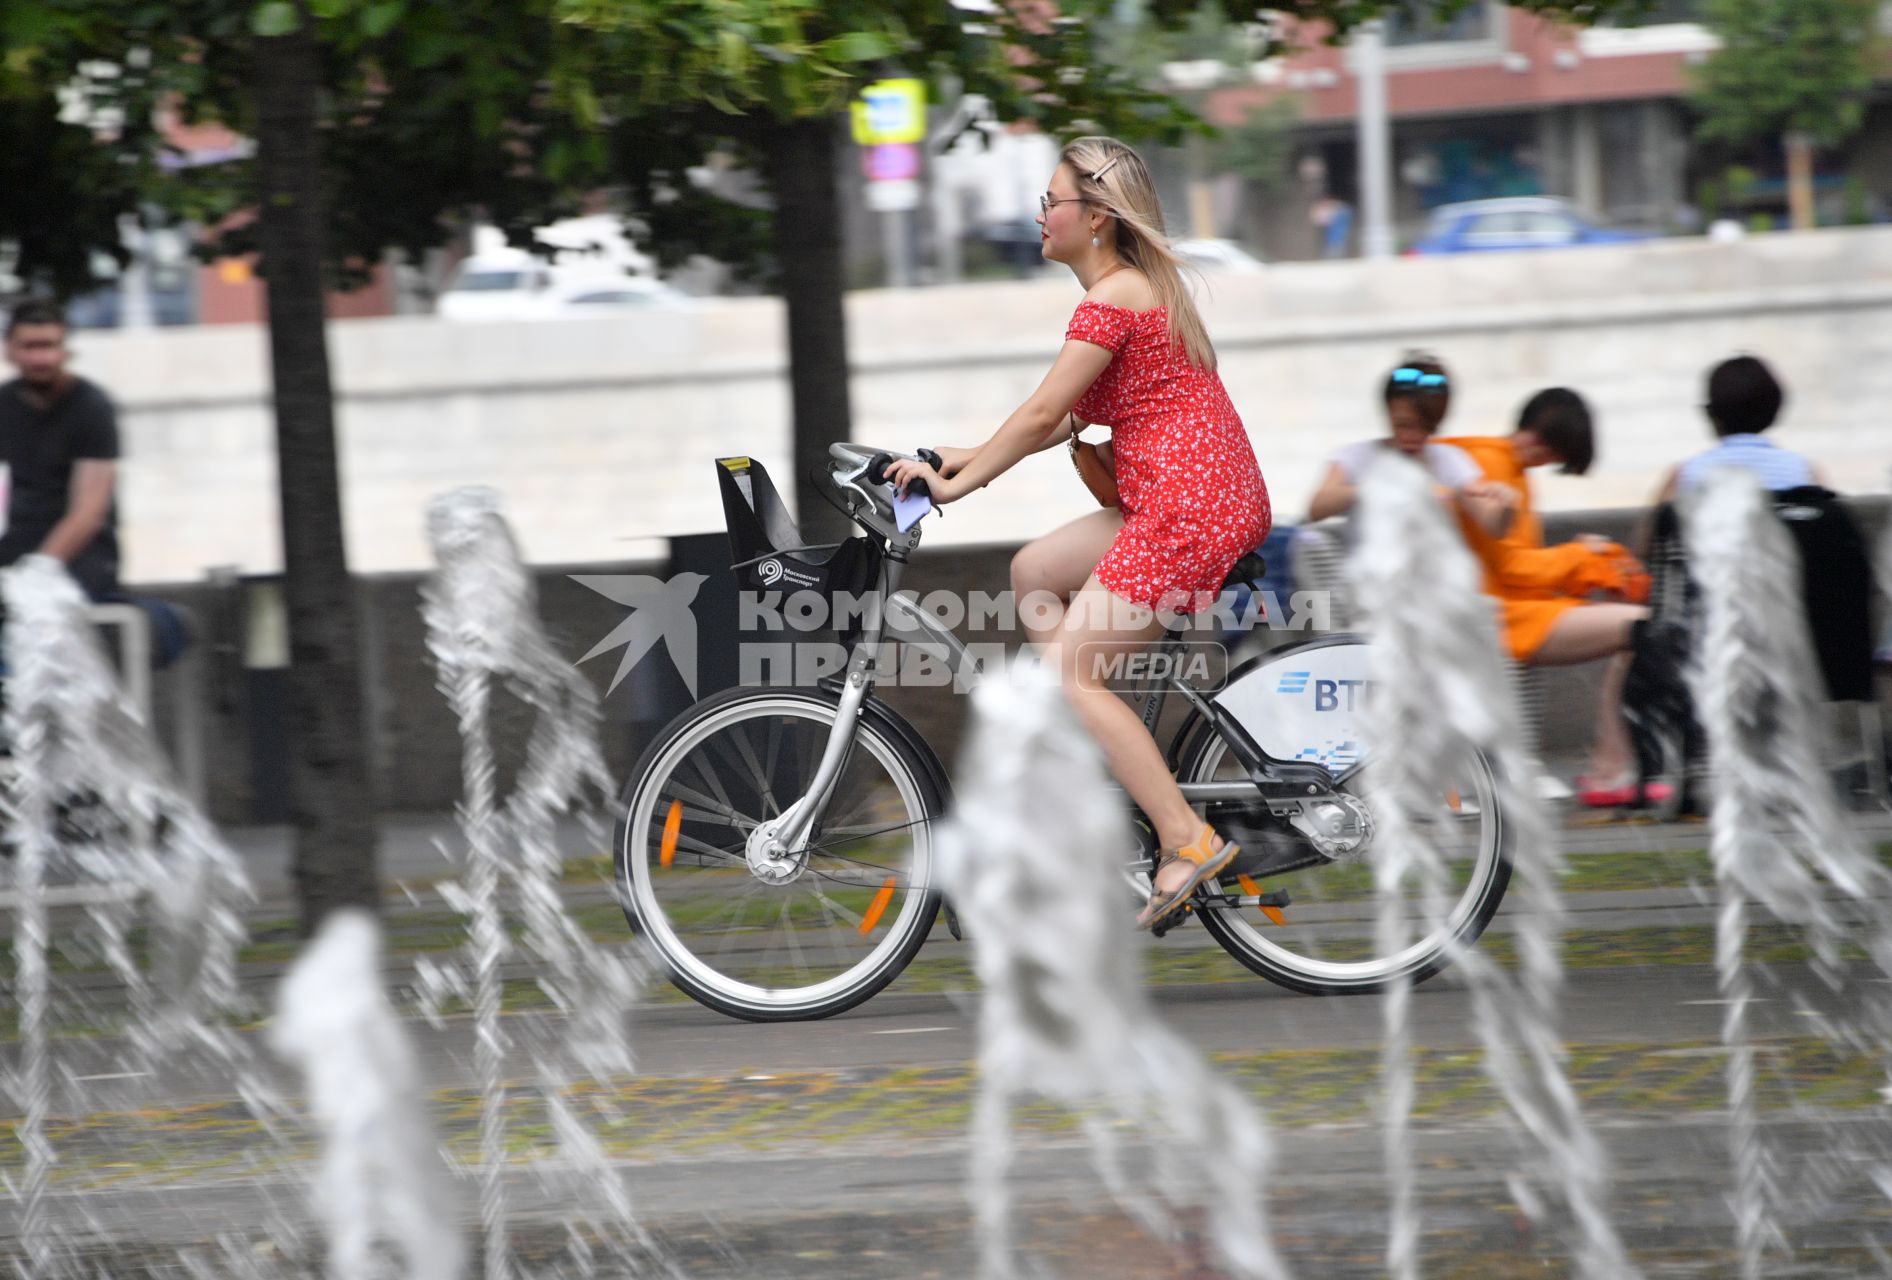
[1306,354,1512,535]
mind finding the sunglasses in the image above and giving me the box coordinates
[1389,367,1447,389]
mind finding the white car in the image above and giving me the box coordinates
[437,250,692,321]
[436,251,555,321]
[1173,238,1266,273]
[541,278,696,315]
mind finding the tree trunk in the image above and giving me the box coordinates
[763,117,853,544]
[1784,131,1816,232]
[252,12,380,934]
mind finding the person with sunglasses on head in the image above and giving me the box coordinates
[1304,354,1514,536]
[1442,389,1661,807]
[885,136,1270,932]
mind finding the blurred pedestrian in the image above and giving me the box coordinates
[1305,353,1512,536]
[1651,355,1824,500]
[0,298,121,599]
[1443,390,1659,806]
[1311,195,1353,259]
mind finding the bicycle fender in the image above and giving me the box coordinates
[1171,633,1374,777]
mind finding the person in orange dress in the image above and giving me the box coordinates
[1443,388,1659,806]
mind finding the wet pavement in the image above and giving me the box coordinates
[4,808,1892,1275]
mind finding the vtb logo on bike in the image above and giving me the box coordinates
[1275,671,1374,712]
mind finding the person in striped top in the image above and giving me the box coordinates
[1655,355,1825,500]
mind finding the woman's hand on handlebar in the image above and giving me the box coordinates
[886,456,967,504]
[931,446,976,478]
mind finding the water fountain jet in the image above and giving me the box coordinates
[422,487,653,1279]
[941,659,1288,1280]
[1351,455,1637,1280]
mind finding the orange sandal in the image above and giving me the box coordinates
[1137,823,1239,931]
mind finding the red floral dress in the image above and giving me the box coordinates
[1065,299,1271,614]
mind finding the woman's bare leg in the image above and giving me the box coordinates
[1529,603,1647,778]
[1010,509,1124,646]
[1588,651,1635,779]
[1045,579,1220,900]
[1528,603,1645,667]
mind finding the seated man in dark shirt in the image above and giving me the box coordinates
[0,298,120,598]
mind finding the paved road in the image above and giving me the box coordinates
[6,808,1892,1276]
[29,952,1869,1099]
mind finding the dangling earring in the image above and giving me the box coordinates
[1091,234,1101,248]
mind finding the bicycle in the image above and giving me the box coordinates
[614,443,1514,1022]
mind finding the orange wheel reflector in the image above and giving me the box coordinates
[659,800,682,869]
[1261,906,1287,926]
[1237,874,1261,897]
[858,876,898,935]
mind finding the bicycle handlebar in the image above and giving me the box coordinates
[828,442,942,503]
[863,447,941,498]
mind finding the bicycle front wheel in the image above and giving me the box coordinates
[1186,732,1513,995]
[615,686,943,1021]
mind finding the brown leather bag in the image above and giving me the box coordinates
[1068,430,1119,508]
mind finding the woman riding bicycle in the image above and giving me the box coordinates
[885,136,1270,931]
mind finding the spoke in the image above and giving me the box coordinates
[671,831,745,864]
[806,866,914,890]
[707,880,773,963]
[726,727,782,818]
[662,778,761,830]
[655,801,753,832]
[806,856,909,885]
[762,715,786,814]
[686,747,745,826]
[810,817,927,844]
[809,888,866,928]
[803,814,931,859]
[779,897,809,980]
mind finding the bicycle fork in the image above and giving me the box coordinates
[757,553,920,869]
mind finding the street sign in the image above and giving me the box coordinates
[864,179,920,213]
[850,79,926,146]
[862,143,922,183]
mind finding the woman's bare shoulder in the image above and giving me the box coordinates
[1086,268,1158,312]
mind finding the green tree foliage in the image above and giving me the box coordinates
[0,6,164,297]
[1692,0,1880,148]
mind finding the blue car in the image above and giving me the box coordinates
[1409,197,1652,255]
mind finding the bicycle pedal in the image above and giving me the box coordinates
[1149,905,1193,939]
[1235,874,1290,925]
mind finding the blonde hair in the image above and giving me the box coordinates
[1060,135,1216,371]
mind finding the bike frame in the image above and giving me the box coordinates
[774,542,1338,857]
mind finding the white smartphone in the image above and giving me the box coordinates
[892,484,933,533]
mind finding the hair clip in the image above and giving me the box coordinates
[1086,153,1124,183]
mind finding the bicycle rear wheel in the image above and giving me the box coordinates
[615,686,943,1021]
[1184,732,1512,995]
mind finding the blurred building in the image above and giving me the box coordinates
[1203,1,1892,259]
[56,118,405,330]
